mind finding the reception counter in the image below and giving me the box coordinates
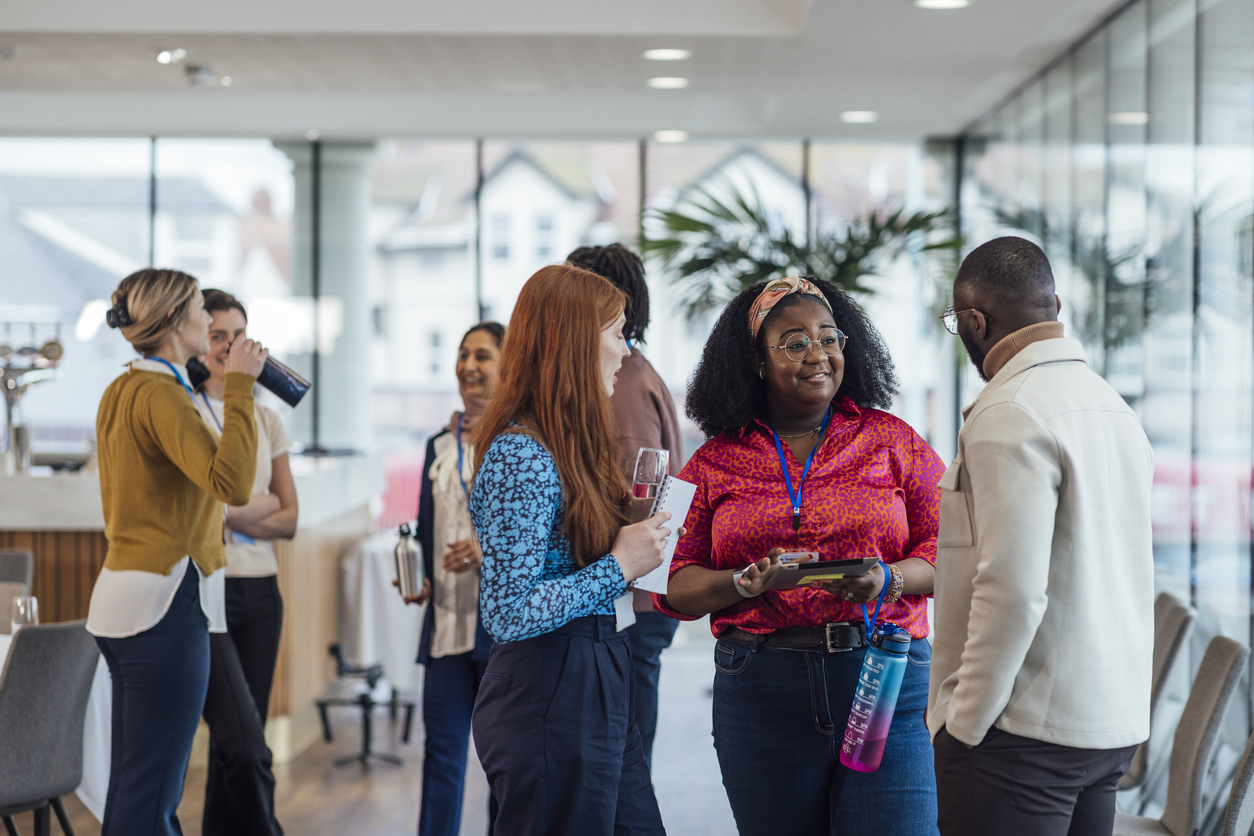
[0,452,385,762]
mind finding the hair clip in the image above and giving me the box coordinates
[105,296,133,329]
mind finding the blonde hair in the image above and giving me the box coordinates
[108,269,199,356]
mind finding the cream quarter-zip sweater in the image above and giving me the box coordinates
[928,333,1155,749]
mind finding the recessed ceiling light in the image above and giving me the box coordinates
[648,77,689,90]
[916,0,970,8]
[306,128,321,141]
[644,48,691,61]
[220,76,232,87]
[156,48,187,65]
[841,110,879,123]
[1108,111,1149,124]
[654,130,689,143]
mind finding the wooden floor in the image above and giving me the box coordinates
[17,620,736,836]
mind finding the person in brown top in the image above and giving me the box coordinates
[87,268,267,836]
[567,244,684,769]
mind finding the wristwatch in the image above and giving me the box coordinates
[732,567,758,599]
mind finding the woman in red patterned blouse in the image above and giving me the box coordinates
[656,277,945,836]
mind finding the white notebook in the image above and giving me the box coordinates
[629,475,698,595]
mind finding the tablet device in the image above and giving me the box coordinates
[765,557,882,590]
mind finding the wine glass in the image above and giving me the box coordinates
[632,448,670,500]
[11,596,38,634]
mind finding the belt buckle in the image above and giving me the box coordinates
[824,623,850,654]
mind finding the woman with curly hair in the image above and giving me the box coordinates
[655,277,945,836]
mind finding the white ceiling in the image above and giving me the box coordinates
[0,0,1126,141]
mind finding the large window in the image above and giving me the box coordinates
[960,0,1254,807]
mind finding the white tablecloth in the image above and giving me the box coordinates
[340,532,425,692]
[0,632,111,821]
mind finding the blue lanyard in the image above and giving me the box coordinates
[863,562,890,637]
[199,391,223,433]
[147,356,195,400]
[455,415,471,500]
[769,404,833,537]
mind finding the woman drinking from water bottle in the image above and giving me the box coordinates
[89,269,266,836]
[654,277,945,836]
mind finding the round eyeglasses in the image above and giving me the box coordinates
[765,329,848,362]
[940,307,992,335]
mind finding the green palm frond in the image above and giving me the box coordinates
[642,181,961,322]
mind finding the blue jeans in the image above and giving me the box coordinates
[96,562,210,836]
[419,650,496,836]
[626,611,679,769]
[713,636,938,836]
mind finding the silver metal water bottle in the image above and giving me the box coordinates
[394,523,422,599]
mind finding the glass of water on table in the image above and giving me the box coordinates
[630,448,669,522]
[11,596,38,634]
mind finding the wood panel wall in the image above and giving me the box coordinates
[0,530,108,623]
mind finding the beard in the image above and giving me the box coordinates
[960,331,990,382]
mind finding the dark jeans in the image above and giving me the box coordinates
[713,636,938,836]
[472,616,666,836]
[202,576,284,836]
[934,726,1137,836]
[419,650,497,836]
[626,611,679,769]
[96,562,209,836]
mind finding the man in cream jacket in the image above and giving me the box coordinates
[929,237,1154,836]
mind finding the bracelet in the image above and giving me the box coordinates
[883,563,905,604]
[732,567,758,599]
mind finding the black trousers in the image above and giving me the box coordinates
[934,726,1137,836]
[202,576,285,836]
[472,616,666,836]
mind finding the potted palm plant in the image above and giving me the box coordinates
[642,181,961,321]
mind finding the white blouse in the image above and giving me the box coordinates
[84,359,227,638]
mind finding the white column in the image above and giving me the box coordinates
[276,141,375,451]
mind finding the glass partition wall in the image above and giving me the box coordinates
[960,0,1254,814]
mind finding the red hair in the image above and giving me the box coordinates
[473,264,628,566]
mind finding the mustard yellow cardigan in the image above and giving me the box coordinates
[96,368,258,576]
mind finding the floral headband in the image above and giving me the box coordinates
[747,276,833,341]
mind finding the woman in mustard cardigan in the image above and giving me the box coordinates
[88,268,267,836]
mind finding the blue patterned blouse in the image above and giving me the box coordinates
[470,431,628,643]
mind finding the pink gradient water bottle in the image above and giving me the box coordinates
[840,623,911,772]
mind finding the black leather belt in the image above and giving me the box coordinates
[724,621,867,653]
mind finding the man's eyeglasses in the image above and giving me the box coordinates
[940,307,992,336]
[764,328,848,362]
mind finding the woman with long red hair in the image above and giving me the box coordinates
[470,263,673,835]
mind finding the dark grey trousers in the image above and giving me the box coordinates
[934,725,1137,836]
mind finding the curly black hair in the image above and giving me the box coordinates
[566,244,649,343]
[685,279,899,438]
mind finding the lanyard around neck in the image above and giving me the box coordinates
[199,391,223,433]
[146,356,195,400]
[769,404,833,538]
[455,414,471,500]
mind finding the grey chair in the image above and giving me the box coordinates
[1113,634,1250,836]
[0,620,100,836]
[1121,592,1198,792]
[1219,730,1254,836]
[0,551,32,591]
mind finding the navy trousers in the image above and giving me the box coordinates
[472,616,666,836]
[625,611,679,770]
[713,636,938,836]
[96,562,210,836]
[418,650,496,836]
[202,576,284,836]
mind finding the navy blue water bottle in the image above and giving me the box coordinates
[840,622,911,772]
